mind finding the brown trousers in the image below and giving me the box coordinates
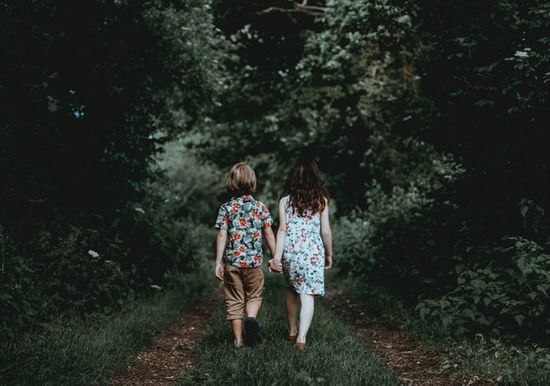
[223,264,264,320]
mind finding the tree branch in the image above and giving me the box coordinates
[257,1,326,17]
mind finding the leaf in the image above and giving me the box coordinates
[419,307,430,320]
[536,284,548,297]
[474,99,495,108]
[47,96,59,112]
[514,314,525,326]
[462,308,476,320]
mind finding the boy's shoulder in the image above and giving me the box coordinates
[218,195,266,210]
[250,196,270,210]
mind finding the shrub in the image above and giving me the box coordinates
[334,138,465,297]
[32,225,133,314]
[416,237,550,343]
[0,223,132,340]
[0,226,42,340]
[0,146,221,340]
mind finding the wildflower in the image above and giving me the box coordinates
[514,50,528,58]
[88,250,99,258]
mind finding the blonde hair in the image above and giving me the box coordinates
[226,163,256,195]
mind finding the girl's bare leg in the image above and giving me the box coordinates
[285,288,299,335]
[297,294,314,344]
[246,300,261,318]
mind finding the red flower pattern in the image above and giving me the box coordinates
[215,195,273,268]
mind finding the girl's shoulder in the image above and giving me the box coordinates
[279,195,290,206]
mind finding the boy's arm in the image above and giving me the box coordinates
[215,229,227,280]
[263,226,276,257]
[320,200,333,269]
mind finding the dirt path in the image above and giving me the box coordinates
[110,288,222,386]
[108,281,490,386]
[325,288,490,386]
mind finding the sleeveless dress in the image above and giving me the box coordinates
[281,195,325,296]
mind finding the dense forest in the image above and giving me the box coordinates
[1,0,549,354]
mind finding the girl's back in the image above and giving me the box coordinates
[282,195,322,244]
[281,194,325,295]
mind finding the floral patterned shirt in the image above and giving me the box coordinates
[215,195,273,268]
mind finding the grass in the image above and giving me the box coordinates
[179,271,399,386]
[0,269,213,386]
[336,276,550,386]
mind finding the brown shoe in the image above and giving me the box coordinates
[294,342,306,349]
[286,329,298,342]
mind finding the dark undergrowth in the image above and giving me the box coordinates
[0,259,213,386]
[335,276,550,386]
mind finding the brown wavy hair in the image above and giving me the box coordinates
[282,157,329,216]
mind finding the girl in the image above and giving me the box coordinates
[269,158,333,349]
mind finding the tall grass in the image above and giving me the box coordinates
[0,264,213,386]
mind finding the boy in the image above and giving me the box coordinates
[214,163,276,347]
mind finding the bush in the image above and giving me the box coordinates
[0,145,221,340]
[32,225,133,313]
[1,0,227,342]
[0,223,132,341]
[416,237,550,343]
[0,226,41,340]
[334,137,464,297]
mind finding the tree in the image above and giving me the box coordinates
[0,0,228,337]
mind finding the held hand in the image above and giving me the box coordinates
[215,263,224,280]
[268,258,282,273]
[324,255,333,270]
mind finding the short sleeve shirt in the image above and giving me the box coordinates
[215,194,273,268]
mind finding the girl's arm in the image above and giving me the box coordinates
[320,199,333,269]
[214,229,227,280]
[269,198,287,272]
[263,226,276,257]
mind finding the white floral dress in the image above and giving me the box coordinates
[281,195,325,296]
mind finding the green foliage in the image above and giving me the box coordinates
[0,0,227,338]
[0,222,134,341]
[412,0,550,239]
[200,0,425,211]
[0,274,212,386]
[139,141,223,284]
[417,237,550,342]
[336,275,550,386]
[334,138,464,292]
[32,225,133,312]
[0,227,42,340]
[3,0,550,351]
